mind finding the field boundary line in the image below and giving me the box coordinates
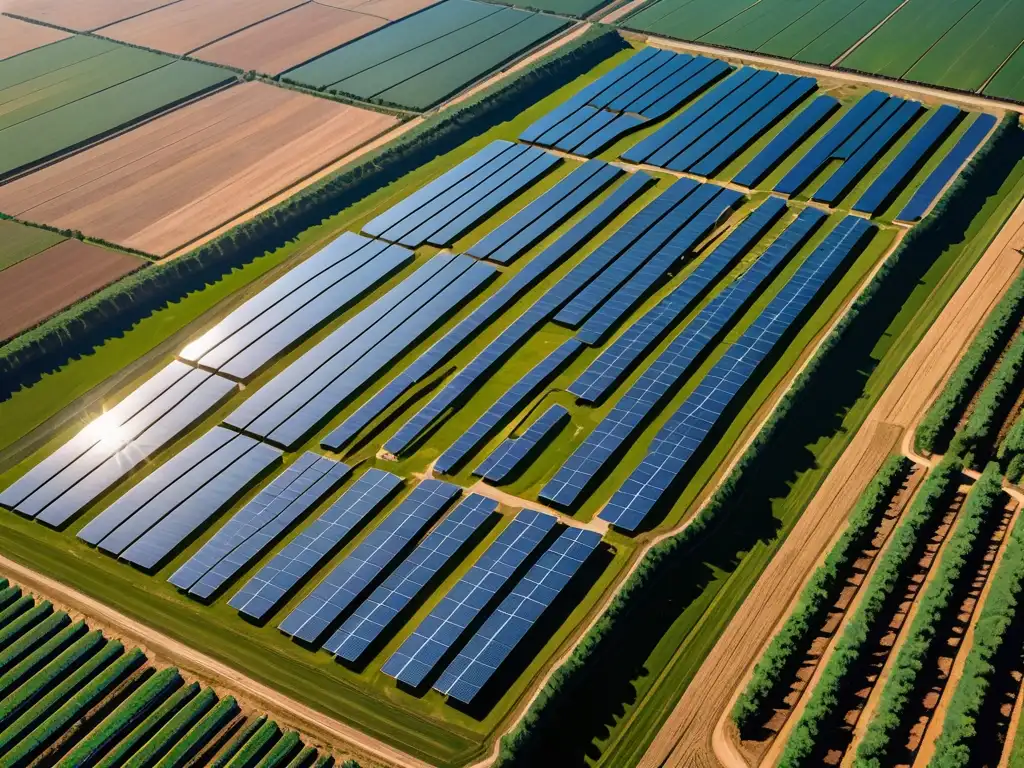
[181,0,315,56]
[830,0,911,67]
[981,38,1024,95]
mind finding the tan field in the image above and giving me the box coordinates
[0,239,143,340]
[0,15,68,60]
[1,0,180,31]
[316,0,441,20]
[0,83,399,257]
[195,3,384,74]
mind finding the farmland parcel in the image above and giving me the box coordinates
[0,220,64,273]
[3,0,183,30]
[0,15,68,61]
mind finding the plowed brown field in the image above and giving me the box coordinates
[317,0,441,20]
[0,83,398,256]
[101,0,305,54]
[195,3,383,74]
[0,239,143,340]
[0,15,68,60]
[2,0,181,31]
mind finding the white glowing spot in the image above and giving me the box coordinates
[82,413,128,451]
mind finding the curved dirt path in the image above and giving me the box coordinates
[643,200,1024,768]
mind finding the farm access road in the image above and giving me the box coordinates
[639,196,1024,768]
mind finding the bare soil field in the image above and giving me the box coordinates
[195,2,383,74]
[316,0,440,20]
[0,14,67,59]
[0,82,398,256]
[101,0,306,55]
[1,0,181,31]
[0,239,143,340]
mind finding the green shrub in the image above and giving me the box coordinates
[778,457,964,767]
[854,463,1005,766]
[0,594,33,630]
[124,686,218,768]
[226,719,281,768]
[317,756,339,768]
[282,745,317,768]
[999,412,1024,482]
[0,584,22,613]
[95,682,200,768]
[211,715,267,768]
[256,730,301,767]
[0,610,70,675]
[0,600,53,650]
[157,695,239,768]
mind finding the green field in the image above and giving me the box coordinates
[0,220,64,272]
[284,0,569,110]
[0,35,232,179]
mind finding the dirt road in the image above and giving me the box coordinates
[640,199,1024,768]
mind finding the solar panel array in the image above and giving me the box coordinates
[321,172,654,452]
[178,234,412,380]
[466,160,622,265]
[225,252,495,449]
[324,494,497,662]
[434,526,600,703]
[434,339,582,474]
[898,113,998,222]
[0,362,236,528]
[279,479,460,644]
[229,469,403,621]
[361,141,560,248]
[381,508,556,688]
[624,67,817,176]
[602,215,875,531]
[541,206,826,509]
[521,48,731,157]
[169,453,351,599]
[78,427,282,570]
[475,404,570,483]
[570,196,788,404]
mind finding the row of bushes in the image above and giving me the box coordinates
[0,583,28,616]
[160,695,240,768]
[98,682,201,768]
[0,611,71,676]
[732,455,911,730]
[0,599,52,648]
[999,413,1024,483]
[0,622,89,702]
[778,457,964,767]
[854,463,1005,766]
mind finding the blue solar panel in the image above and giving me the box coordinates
[323,494,497,662]
[625,55,712,117]
[229,469,402,621]
[854,105,962,216]
[433,527,600,703]
[732,96,839,188]
[601,216,875,531]
[541,206,824,508]
[640,58,732,121]
[279,479,460,644]
[1,363,237,528]
[573,113,648,158]
[322,173,653,452]
[898,113,998,222]
[434,339,582,475]
[554,110,619,154]
[593,49,677,111]
[474,405,570,483]
[169,453,351,599]
[570,196,787,402]
[381,508,556,687]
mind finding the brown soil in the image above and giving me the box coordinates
[0,239,143,340]
[317,0,442,20]
[194,3,384,74]
[0,82,398,256]
[0,14,68,59]
[101,0,306,55]
[1,0,181,31]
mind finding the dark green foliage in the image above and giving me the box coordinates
[0,611,71,675]
[0,600,53,650]
[158,695,239,768]
[0,594,33,629]
[778,457,964,767]
[732,455,911,730]
[211,715,267,768]
[95,682,200,768]
[317,756,338,768]
[123,686,218,767]
[282,745,317,768]
[855,463,1005,766]
[257,730,301,767]
[0,621,88,700]
[998,412,1024,482]
[0,585,23,612]
[225,719,281,767]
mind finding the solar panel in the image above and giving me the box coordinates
[323,494,497,662]
[278,479,460,644]
[854,104,962,216]
[323,173,654,452]
[381,508,556,687]
[434,339,582,475]
[474,405,570,483]
[640,58,732,121]
[601,216,875,531]
[433,527,601,703]
[229,469,402,621]
[169,453,351,599]
[554,110,619,155]
[1,363,236,528]
[898,113,998,222]
[573,114,648,158]
[542,206,824,508]
[570,196,787,402]
[732,96,839,188]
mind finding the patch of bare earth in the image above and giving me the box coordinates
[0,15,68,59]
[1,0,181,31]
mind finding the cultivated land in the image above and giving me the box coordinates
[0,14,67,60]
[2,0,182,31]
[0,219,64,272]
[0,82,399,257]
[315,0,442,19]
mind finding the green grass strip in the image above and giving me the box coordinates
[95,681,200,768]
[210,716,267,768]
[0,611,70,675]
[124,686,218,768]
[854,463,1005,766]
[156,695,239,768]
[0,600,53,651]
[226,719,281,768]
[778,457,964,767]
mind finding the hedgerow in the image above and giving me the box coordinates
[0,611,70,675]
[0,584,22,613]
[159,695,240,768]
[998,412,1024,483]
[124,686,218,768]
[283,745,317,768]
[0,600,53,649]
[733,455,911,730]
[211,715,267,768]
[778,457,964,767]
[226,718,281,767]
[95,682,200,768]
[0,594,33,629]
[854,463,1005,766]
[258,730,301,767]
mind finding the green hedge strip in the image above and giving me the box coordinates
[282,745,317,768]
[0,594,33,630]
[226,719,281,768]
[0,585,22,613]
[0,600,53,650]
[0,621,88,701]
[211,715,267,768]
[124,686,218,768]
[96,682,201,768]
[156,695,239,768]
[256,730,301,767]
[998,412,1024,482]
[0,611,71,676]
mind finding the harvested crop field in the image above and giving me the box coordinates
[316,0,441,19]
[0,35,232,179]
[194,3,385,75]
[0,15,68,60]
[284,0,570,110]
[101,0,307,55]
[0,219,64,272]
[2,0,181,31]
[0,82,399,256]
[0,239,143,340]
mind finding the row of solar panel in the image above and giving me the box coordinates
[601,216,876,531]
[474,404,571,483]
[225,252,495,450]
[363,141,560,248]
